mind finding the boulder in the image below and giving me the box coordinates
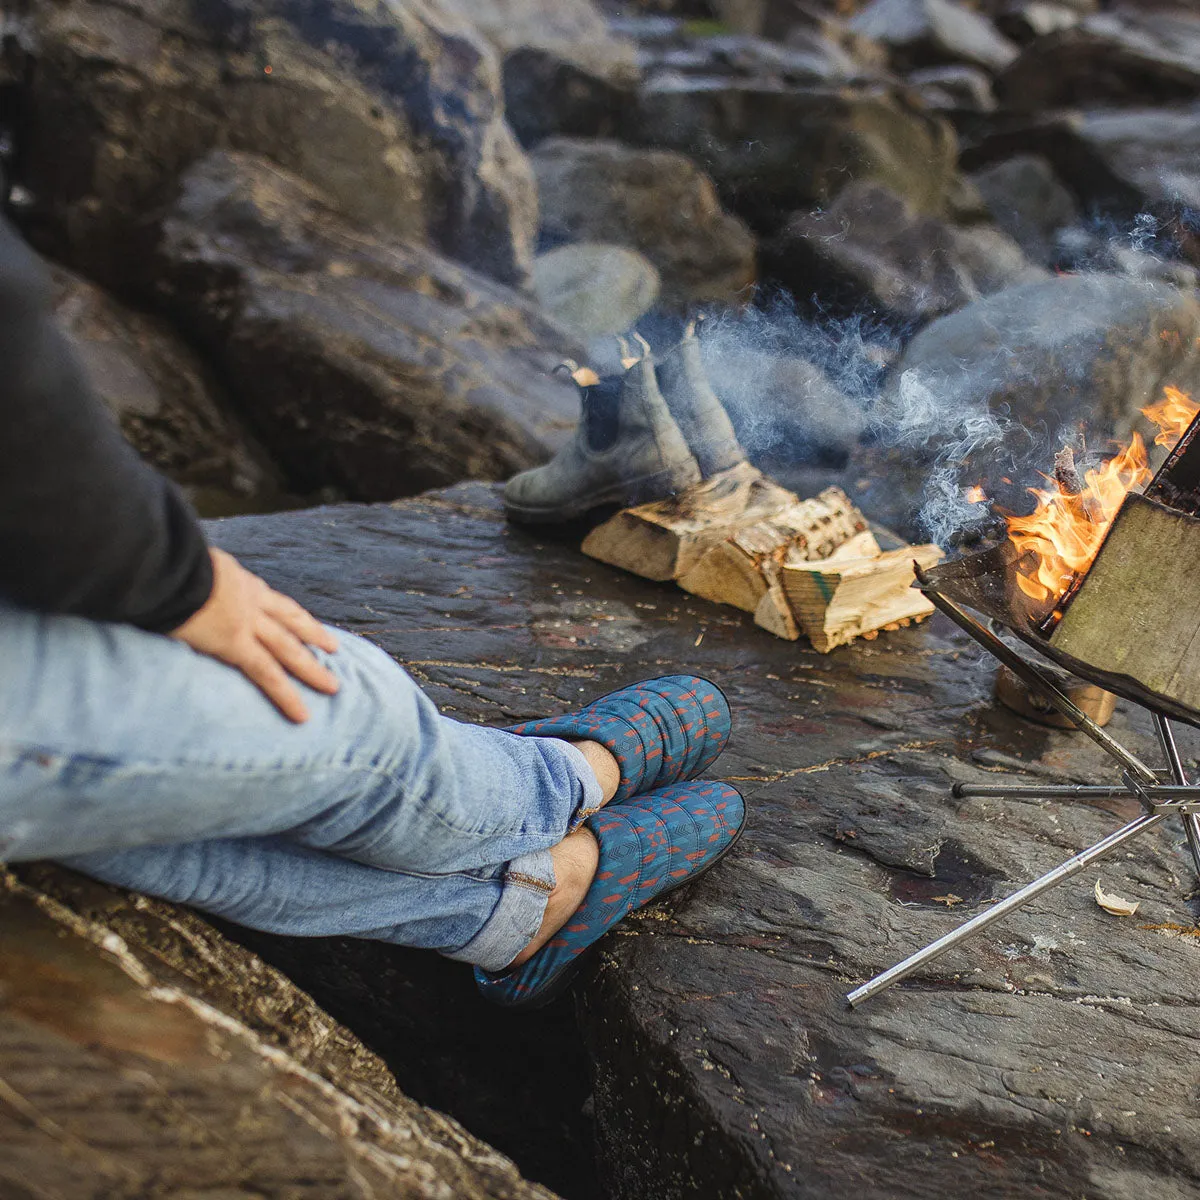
[0,864,556,1200]
[998,14,1200,111]
[632,77,960,231]
[531,243,661,339]
[971,154,1080,264]
[907,64,998,112]
[532,137,756,308]
[153,151,579,502]
[199,482,1200,1200]
[441,0,640,147]
[763,181,1046,325]
[24,0,536,289]
[994,1,1084,42]
[858,273,1200,538]
[49,264,288,517]
[849,0,1020,72]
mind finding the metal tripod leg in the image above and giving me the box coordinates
[846,810,1165,1007]
[1154,714,1200,881]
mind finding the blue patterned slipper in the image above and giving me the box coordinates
[475,780,746,1009]
[508,675,731,801]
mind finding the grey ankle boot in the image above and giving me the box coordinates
[656,326,747,477]
[504,357,702,523]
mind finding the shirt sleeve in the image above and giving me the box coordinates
[0,217,213,632]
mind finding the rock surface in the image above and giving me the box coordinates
[764,181,1045,324]
[0,862,556,1199]
[859,273,1200,537]
[152,151,579,502]
[849,0,1020,72]
[970,154,1080,265]
[25,0,536,288]
[531,242,661,339]
[49,263,288,516]
[198,483,1200,1200]
[532,138,756,308]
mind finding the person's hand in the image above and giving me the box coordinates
[170,548,339,723]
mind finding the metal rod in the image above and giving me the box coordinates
[954,783,1200,800]
[915,570,1158,785]
[1154,714,1200,880]
[846,812,1165,1007]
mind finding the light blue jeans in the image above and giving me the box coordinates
[0,605,602,971]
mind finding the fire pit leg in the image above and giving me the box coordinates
[846,812,1166,1007]
[1153,714,1200,881]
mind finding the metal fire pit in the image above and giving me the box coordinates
[847,547,1200,1007]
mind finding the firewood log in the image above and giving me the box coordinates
[783,544,943,653]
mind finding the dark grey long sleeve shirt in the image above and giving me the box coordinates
[0,216,213,631]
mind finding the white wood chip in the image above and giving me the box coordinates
[1094,879,1140,917]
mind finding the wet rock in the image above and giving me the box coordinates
[632,73,960,231]
[849,0,1020,73]
[907,64,998,112]
[153,151,579,502]
[446,0,640,146]
[49,264,288,516]
[201,483,1200,1200]
[859,273,1200,537]
[531,243,661,339]
[25,0,536,289]
[531,137,756,308]
[0,864,556,1200]
[971,154,1080,264]
[998,14,1200,111]
[764,180,1046,325]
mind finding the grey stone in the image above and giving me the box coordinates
[995,1,1083,41]
[442,0,640,147]
[859,273,1200,538]
[998,13,1200,111]
[49,264,288,517]
[530,243,661,339]
[532,137,756,309]
[631,76,960,231]
[907,64,998,111]
[153,151,579,502]
[971,155,1080,264]
[764,180,1046,325]
[25,0,536,289]
[849,0,1020,72]
[0,864,556,1200]
[202,482,1200,1200]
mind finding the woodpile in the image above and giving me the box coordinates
[583,464,942,649]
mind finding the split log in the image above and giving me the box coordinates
[582,462,827,582]
[1048,492,1200,714]
[783,544,943,653]
[675,488,871,611]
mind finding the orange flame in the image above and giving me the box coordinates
[964,485,987,504]
[1001,387,1200,608]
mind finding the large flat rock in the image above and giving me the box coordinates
[208,484,1200,1199]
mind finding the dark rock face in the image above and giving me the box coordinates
[24,0,536,288]
[201,484,1200,1200]
[49,263,289,516]
[153,151,579,502]
[0,864,557,1199]
[764,181,1045,325]
[998,14,1200,110]
[970,154,1080,265]
[532,138,757,309]
[849,0,1020,73]
[858,273,1200,538]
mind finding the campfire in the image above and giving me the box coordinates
[996,386,1200,628]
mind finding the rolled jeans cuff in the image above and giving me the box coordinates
[554,738,605,831]
[449,848,557,972]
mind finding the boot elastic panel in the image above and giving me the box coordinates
[657,333,747,478]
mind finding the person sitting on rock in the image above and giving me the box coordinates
[0,215,746,1008]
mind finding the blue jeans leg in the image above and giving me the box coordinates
[0,606,601,969]
[65,836,555,970]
